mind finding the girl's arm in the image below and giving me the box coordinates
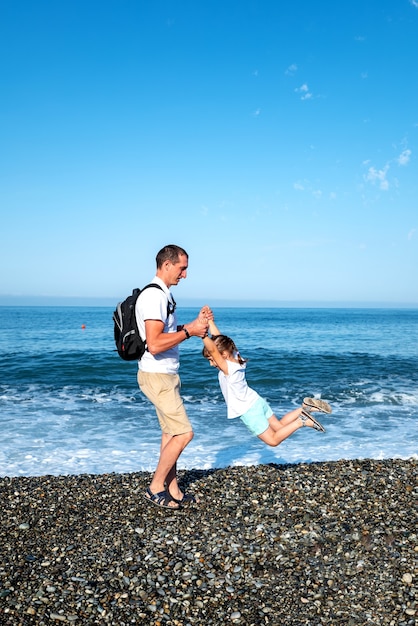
[208,318,221,336]
[202,334,229,374]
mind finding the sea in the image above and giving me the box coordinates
[0,306,417,478]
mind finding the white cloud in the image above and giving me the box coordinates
[253,108,261,117]
[293,181,326,199]
[363,146,411,191]
[408,228,416,240]
[410,0,418,8]
[285,63,298,75]
[364,164,390,190]
[295,83,313,100]
[398,149,411,166]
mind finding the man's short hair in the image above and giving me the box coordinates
[156,245,188,268]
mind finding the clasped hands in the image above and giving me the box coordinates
[187,305,214,338]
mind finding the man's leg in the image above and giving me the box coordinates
[138,371,194,501]
[149,430,193,496]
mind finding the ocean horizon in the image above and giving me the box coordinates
[1,295,418,308]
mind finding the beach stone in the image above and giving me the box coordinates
[0,459,416,626]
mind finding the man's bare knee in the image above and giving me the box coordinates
[178,431,194,445]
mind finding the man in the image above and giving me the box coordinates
[135,244,210,510]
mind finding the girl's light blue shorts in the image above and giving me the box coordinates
[240,397,273,436]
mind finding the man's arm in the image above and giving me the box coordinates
[145,314,208,356]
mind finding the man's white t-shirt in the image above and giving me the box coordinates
[135,276,179,374]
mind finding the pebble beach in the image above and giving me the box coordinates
[1,459,416,625]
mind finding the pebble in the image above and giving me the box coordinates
[0,458,416,625]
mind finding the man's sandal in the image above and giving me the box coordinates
[144,487,180,510]
[171,492,197,505]
[303,397,332,414]
[300,409,326,432]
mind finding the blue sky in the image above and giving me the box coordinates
[1,0,417,306]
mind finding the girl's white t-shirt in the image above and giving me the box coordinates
[218,359,259,419]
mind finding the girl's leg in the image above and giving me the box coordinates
[268,407,303,432]
[258,412,321,447]
[258,418,302,446]
[269,399,331,431]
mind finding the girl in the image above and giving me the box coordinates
[202,318,331,447]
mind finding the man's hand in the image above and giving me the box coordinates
[199,305,214,322]
[186,314,209,338]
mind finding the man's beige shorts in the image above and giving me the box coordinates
[137,371,192,436]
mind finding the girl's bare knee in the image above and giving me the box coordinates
[258,432,279,447]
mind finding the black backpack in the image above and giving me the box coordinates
[113,283,165,361]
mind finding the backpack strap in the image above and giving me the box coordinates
[141,282,163,294]
[139,283,175,319]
